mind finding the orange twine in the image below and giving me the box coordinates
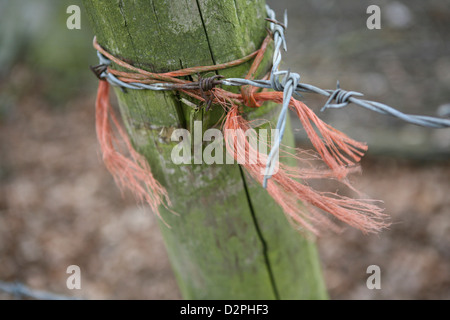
[92,35,388,235]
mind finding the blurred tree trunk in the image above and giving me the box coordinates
[83,0,327,299]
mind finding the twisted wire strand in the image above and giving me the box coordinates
[95,48,450,128]
[221,78,450,129]
[0,281,81,300]
[263,6,296,188]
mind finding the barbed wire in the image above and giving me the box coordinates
[0,281,81,300]
[221,78,450,128]
[94,5,450,188]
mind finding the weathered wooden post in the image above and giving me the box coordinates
[83,0,327,299]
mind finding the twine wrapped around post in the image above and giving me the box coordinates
[91,23,388,235]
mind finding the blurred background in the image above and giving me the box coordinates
[0,0,449,299]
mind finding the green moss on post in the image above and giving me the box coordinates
[83,0,328,299]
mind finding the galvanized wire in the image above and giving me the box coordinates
[223,77,450,128]
[0,281,81,300]
[261,6,298,187]
[94,5,450,188]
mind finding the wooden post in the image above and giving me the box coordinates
[83,0,327,299]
